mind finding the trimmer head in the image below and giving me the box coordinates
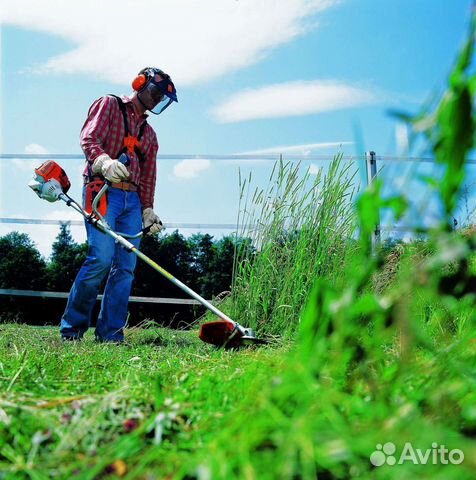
[199,319,266,349]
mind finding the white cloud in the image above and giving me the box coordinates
[10,144,51,172]
[173,159,212,179]
[1,0,340,87]
[212,80,380,123]
[198,141,353,167]
[241,141,352,155]
[309,164,321,175]
[12,158,44,173]
[24,143,49,155]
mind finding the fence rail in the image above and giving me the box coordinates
[0,217,422,232]
[0,289,206,305]
[0,218,240,230]
[3,152,476,163]
[2,153,357,161]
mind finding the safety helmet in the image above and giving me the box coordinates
[132,67,178,114]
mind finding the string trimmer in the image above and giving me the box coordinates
[28,159,265,348]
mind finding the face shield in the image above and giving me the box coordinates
[138,75,178,115]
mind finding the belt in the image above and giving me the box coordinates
[84,177,138,192]
[110,181,138,192]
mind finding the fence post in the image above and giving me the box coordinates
[366,151,381,252]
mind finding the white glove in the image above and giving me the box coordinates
[92,153,129,183]
[142,208,164,235]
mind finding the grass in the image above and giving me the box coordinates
[2,13,476,479]
[3,156,476,478]
[2,286,476,479]
[179,17,476,477]
[231,154,358,338]
[0,324,290,479]
[188,235,476,479]
[0,153,361,479]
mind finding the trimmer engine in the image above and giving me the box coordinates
[28,160,71,202]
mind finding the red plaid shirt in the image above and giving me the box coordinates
[80,95,159,210]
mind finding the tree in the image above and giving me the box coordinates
[134,230,194,298]
[158,230,194,286]
[0,232,49,324]
[131,231,198,327]
[130,232,252,327]
[0,232,47,289]
[47,223,87,291]
[133,232,163,297]
[188,233,215,295]
[207,236,236,295]
[200,235,254,298]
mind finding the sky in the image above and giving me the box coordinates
[0,0,473,257]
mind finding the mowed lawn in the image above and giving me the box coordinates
[0,323,288,479]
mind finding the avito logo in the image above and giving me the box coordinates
[370,442,464,466]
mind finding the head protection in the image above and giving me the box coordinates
[132,67,178,115]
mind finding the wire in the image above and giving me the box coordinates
[3,153,476,162]
[0,288,205,304]
[0,218,245,230]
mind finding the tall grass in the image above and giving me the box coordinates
[180,10,476,480]
[231,153,358,337]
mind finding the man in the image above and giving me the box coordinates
[60,67,177,343]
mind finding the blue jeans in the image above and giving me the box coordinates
[60,187,142,341]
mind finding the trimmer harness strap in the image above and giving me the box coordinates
[85,95,147,181]
[108,95,146,162]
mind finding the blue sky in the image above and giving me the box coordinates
[0,0,473,256]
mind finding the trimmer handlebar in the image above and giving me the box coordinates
[118,153,131,167]
[92,155,159,239]
[92,184,160,239]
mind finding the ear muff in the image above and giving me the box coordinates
[132,74,148,92]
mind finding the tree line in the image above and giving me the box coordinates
[0,224,254,327]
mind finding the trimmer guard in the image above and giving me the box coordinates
[199,319,265,348]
